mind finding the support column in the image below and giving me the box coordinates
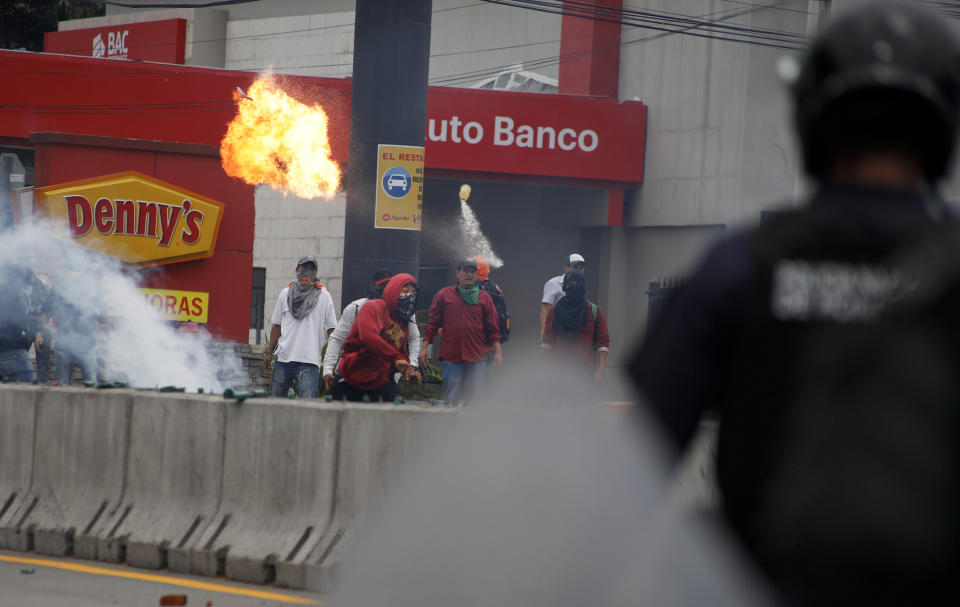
[597,226,627,366]
[558,0,622,98]
[341,0,432,308]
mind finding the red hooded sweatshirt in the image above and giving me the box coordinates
[337,273,417,390]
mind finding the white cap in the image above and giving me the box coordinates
[566,253,586,265]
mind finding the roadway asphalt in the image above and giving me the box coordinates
[0,550,323,607]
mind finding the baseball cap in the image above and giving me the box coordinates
[296,255,318,269]
[566,253,586,266]
[457,258,479,270]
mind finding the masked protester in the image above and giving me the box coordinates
[30,273,53,383]
[50,270,102,386]
[264,255,338,398]
[0,265,41,382]
[323,269,421,393]
[540,253,586,340]
[629,2,960,604]
[333,274,421,402]
[541,269,610,382]
[420,258,502,406]
[473,255,510,367]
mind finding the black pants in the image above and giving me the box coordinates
[35,337,52,383]
[329,376,397,402]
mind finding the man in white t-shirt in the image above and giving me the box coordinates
[263,255,338,398]
[540,253,586,341]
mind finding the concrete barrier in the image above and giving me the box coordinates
[180,398,341,585]
[0,386,39,551]
[0,385,718,593]
[74,392,227,568]
[281,404,458,591]
[0,387,131,556]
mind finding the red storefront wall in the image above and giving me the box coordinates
[31,134,252,341]
[1,50,352,342]
[0,49,646,340]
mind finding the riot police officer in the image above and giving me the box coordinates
[629,2,960,604]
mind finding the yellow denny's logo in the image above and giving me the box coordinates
[39,171,224,267]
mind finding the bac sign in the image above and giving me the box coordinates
[44,19,187,64]
[39,171,224,267]
[375,144,424,230]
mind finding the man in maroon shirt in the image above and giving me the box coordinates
[420,258,502,406]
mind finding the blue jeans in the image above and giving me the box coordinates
[0,349,35,382]
[35,336,52,383]
[270,361,320,399]
[441,360,487,405]
[55,349,97,385]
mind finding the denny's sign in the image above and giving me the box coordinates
[39,172,224,267]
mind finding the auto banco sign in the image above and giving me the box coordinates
[39,171,224,267]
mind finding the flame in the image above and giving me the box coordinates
[220,75,341,199]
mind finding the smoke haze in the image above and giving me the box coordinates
[0,221,244,392]
[331,361,773,606]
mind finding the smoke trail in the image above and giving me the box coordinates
[459,200,504,267]
[457,184,503,267]
[0,221,244,392]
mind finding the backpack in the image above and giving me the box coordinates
[719,208,960,603]
[478,279,510,343]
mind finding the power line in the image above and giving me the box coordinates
[41,2,487,58]
[84,0,258,7]
[1,0,807,112]
[570,0,806,40]
[40,0,803,78]
[716,0,821,17]
[21,0,960,86]
[478,0,804,49]
[6,0,959,114]
[430,0,801,87]
[232,0,803,85]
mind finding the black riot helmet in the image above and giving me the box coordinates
[792,0,960,181]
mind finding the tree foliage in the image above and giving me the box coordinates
[1,1,106,52]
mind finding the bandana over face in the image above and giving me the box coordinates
[288,267,321,319]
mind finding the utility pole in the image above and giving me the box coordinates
[340,0,432,307]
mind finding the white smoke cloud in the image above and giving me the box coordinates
[330,362,773,606]
[459,199,503,268]
[0,221,244,392]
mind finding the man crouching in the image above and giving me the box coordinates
[332,273,421,402]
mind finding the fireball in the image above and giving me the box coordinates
[220,75,341,199]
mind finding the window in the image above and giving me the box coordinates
[250,266,266,343]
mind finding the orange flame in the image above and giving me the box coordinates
[220,75,341,199]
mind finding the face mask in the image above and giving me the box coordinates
[297,268,318,286]
[396,292,417,320]
[563,283,586,302]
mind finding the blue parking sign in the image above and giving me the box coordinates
[375,144,423,230]
[382,167,411,199]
